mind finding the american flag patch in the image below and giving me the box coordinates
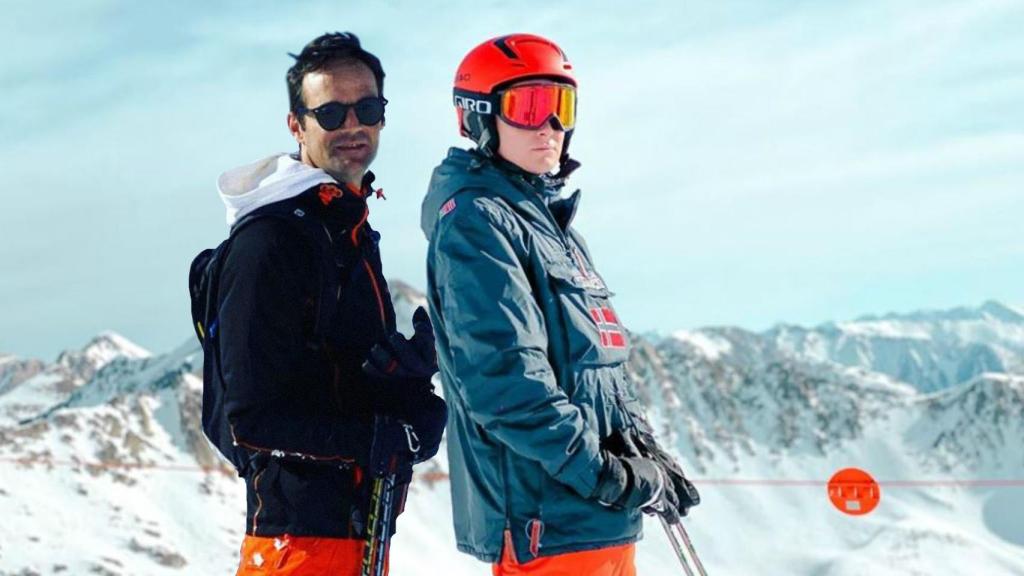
[439,198,457,218]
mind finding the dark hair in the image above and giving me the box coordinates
[287,32,385,119]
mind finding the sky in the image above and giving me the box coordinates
[1,0,1022,359]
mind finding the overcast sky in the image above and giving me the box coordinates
[2,0,1021,359]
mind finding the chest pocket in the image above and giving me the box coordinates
[545,256,631,369]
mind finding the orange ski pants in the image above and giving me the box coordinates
[236,534,388,575]
[492,541,636,576]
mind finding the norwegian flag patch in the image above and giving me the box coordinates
[591,306,626,349]
[439,198,457,218]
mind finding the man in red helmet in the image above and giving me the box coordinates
[420,34,700,575]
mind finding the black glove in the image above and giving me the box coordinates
[361,385,446,471]
[362,307,438,380]
[629,430,700,519]
[593,452,678,519]
[367,414,423,478]
[400,389,447,464]
[362,306,439,414]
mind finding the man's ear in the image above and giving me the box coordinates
[287,111,304,147]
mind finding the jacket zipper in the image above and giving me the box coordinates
[512,175,590,275]
[251,468,266,535]
[521,182,573,255]
[351,206,369,246]
[499,443,518,565]
[363,259,387,330]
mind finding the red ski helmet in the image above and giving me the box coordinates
[453,34,578,168]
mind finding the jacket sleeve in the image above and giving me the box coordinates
[431,196,604,499]
[216,219,375,465]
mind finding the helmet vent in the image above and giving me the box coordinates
[492,36,520,59]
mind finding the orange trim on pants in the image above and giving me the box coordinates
[236,534,388,575]
[492,539,636,576]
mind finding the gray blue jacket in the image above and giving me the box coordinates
[421,148,652,563]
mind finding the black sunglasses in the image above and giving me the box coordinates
[296,96,388,130]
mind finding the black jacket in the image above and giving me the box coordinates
[216,166,441,539]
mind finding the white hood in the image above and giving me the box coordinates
[217,153,337,227]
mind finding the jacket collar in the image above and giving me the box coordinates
[422,147,584,240]
[487,154,582,231]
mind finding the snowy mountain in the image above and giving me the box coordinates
[0,299,1022,575]
[628,327,918,473]
[0,332,151,427]
[0,334,241,575]
[0,354,45,396]
[389,278,429,336]
[768,299,1024,392]
[908,372,1024,472]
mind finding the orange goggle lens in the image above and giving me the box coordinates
[499,83,576,130]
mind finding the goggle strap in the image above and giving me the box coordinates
[453,89,498,115]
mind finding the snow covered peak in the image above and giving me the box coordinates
[37,337,199,419]
[978,300,1024,323]
[767,300,1024,392]
[51,331,150,383]
[79,331,151,362]
[389,279,429,337]
[670,329,734,360]
[856,299,1024,324]
[0,355,45,396]
[0,332,155,426]
[910,372,1024,471]
[630,326,918,473]
[832,319,933,340]
[389,279,425,304]
[923,371,1024,411]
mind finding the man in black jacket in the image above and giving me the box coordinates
[212,32,446,575]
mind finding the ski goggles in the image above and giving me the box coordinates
[455,82,576,130]
[296,96,388,130]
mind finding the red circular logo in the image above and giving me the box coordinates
[828,468,880,516]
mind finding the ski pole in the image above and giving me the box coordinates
[373,424,418,573]
[361,475,386,576]
[672,520,708,576]
[373,473,397,574]
[628,427,708,575]
[659,516,696,576]
[361,472,396,576]
[361,422,421,576]
[362,414,388,576]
